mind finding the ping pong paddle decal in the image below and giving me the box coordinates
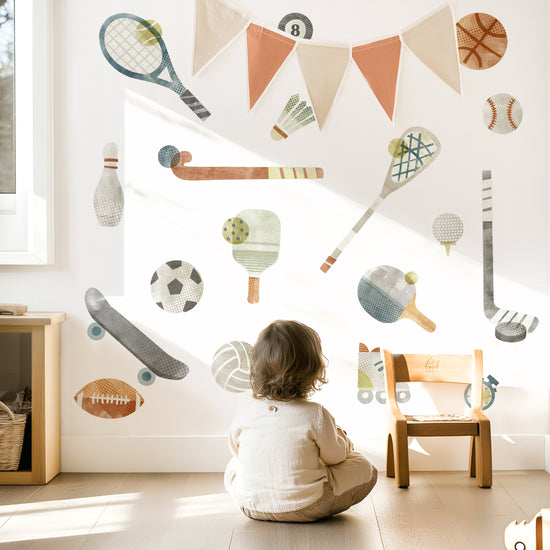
[229,209,281,304]
[357,265,436,332]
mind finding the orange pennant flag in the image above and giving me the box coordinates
[352,36,401,122]
[247,24,295,109]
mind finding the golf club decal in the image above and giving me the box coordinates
[357,265,436,332]
[481,170,539,342]
[85,288,190,380]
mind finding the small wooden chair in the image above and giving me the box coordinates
[384,349,492,488]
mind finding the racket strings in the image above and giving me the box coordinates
[391,132,437,182]
[105,19,163,75]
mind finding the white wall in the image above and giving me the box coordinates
[1,0,548,472]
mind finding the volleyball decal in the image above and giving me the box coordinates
[482,93,523,134]
[150,260,204,313]
[212,341,253,392]
[432,213,464,256]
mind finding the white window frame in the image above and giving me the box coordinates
[0,0,53,264]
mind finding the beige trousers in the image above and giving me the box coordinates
[232,451,377,523]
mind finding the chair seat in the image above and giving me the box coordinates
[405,414,479,437]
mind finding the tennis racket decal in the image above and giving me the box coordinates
[357,265,436,332]
[321,127,440,272]
[99,13,210,121]
[169,150,323,180]
[481,170,539,342]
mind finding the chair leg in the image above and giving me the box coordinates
[469,436,476,477]
[475,422,492,488]
[386,434,395,478]
[394,422,410,488]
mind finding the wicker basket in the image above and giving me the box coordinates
[0,401,27,471]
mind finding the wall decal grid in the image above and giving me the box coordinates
[79,3,537,416]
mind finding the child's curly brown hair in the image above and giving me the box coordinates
[250,320,328,401]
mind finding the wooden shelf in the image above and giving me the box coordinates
[0,312,65,485]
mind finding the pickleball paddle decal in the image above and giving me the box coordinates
[481,171,539,342]
[228,209,281,304]
[169,150,323,180]
[357,265,436,332]
[99,13,210,120]
[85,288,189,380]
[321,127,440,272]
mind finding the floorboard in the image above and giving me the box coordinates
[0,470,547,549]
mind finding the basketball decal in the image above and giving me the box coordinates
[456,13,507,70]
[278,13,313,40]
[150,260,204,313]
[482,93,523,134]
[212,341,253,392]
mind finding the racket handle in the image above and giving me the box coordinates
[320,256,336,273]
[247,277,260,304]
[179,89,211,121]
[401,304,436,333]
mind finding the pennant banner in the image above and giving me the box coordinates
[193,0,250,75]
[402,5,461,94]
[247,23,295,110]
[352,36,401,122]
[296,43,350,130]
[193,0,463,125]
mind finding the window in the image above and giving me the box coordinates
[0,0,53,264]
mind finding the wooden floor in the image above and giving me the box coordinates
[0,470,548,549]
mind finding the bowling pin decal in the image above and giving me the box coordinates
[94,142,124,226]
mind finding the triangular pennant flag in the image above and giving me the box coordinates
[247,24,295,109]
[352,36,401,122]
[193,0,250,75]
[296,43,350,130]
[402,4,461,94]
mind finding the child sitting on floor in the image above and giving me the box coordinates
[224,320,377,522]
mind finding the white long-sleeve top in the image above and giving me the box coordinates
[225,397,354,513]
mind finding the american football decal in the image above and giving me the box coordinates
[74,378,144,419]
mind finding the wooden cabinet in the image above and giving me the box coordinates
[0,313,65,484]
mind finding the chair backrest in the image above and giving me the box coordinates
[383,349,484,411]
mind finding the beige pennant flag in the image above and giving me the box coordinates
[193,0,250,75]
[402,4,461,94]
[296,43,350,130]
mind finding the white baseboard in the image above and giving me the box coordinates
[62,434,547,473]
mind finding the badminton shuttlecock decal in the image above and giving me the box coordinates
[271,94,316,141]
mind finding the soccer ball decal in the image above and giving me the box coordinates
[150,260,204,313]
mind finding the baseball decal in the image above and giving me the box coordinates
[150,260,204,313]
[456,13,507,70]
[482,93,523,134]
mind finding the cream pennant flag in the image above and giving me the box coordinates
[193,0,250,75]
[296,43,350,130]
[247,24,296,110]
[352,36,402,122]
[401,4,461,94]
